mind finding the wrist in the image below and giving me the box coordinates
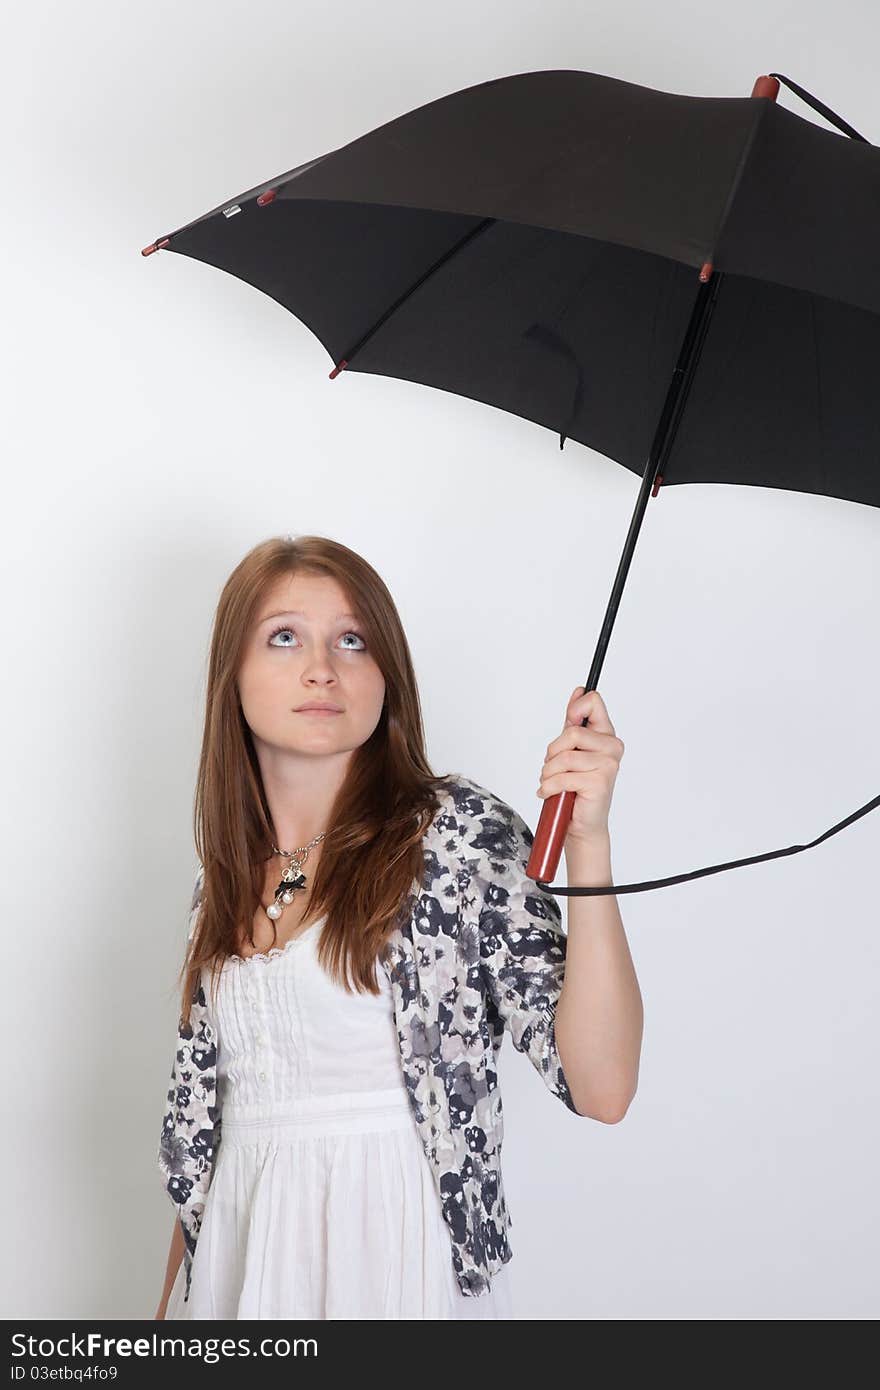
[565,830,611,858]
[564,832,612,880]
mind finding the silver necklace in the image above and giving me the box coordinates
[266,831,326,921]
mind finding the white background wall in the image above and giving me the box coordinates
[3,0,877,1320]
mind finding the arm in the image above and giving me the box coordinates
[553,834,644,1123]
[537,685,643,1122]
[464,785,584,1116]
[156,864,219,1309]
[154,1216,186,1319]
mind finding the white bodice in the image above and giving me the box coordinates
[208,915,408,1119]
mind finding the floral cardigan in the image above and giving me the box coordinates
[158,773,582,1302]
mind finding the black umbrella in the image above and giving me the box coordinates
[143,67,880,898]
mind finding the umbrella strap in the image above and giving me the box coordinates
[768,72,869,143]
[537,789,880,896]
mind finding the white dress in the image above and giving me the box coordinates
[164,914,515,1320]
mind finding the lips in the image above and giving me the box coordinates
[295,706,342,715]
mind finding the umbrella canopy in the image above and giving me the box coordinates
[144,67,880,507]
[143,68,880,896]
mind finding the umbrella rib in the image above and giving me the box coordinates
[329,217,496,376]
[710,94,771,260]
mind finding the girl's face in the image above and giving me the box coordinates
[237,572,386,762]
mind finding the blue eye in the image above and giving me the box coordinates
[267,625,366,651]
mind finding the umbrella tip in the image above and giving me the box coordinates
[329,359,349,380]
[141,238,170,257]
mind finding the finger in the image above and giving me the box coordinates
[546,725,623,762]
[540,749,621,785]
[537,756,620,796]
[565,685,616,736]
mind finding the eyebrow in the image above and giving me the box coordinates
[259,610,361,625]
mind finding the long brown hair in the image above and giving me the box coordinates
[176,534,451,1028]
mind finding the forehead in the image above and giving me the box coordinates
[257,571,356,617]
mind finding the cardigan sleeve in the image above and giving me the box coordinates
[156,863,221,1298]
[465,787,583,1116]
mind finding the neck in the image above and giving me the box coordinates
[274,833,323,853]
[256,748,350,852]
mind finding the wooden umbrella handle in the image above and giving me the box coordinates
[526,787,580,883]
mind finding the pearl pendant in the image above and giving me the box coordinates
[267,862,307,922]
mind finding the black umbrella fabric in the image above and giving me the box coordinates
[143,67,880,897]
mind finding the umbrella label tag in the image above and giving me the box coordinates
[222,205,242,219]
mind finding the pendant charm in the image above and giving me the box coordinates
[266,862,307,921]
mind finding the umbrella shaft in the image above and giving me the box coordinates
[528,269,723,886]
[582,269,723,705]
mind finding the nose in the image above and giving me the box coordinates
[298,647,340,683]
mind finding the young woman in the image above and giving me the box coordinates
[155,533,642,1320]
